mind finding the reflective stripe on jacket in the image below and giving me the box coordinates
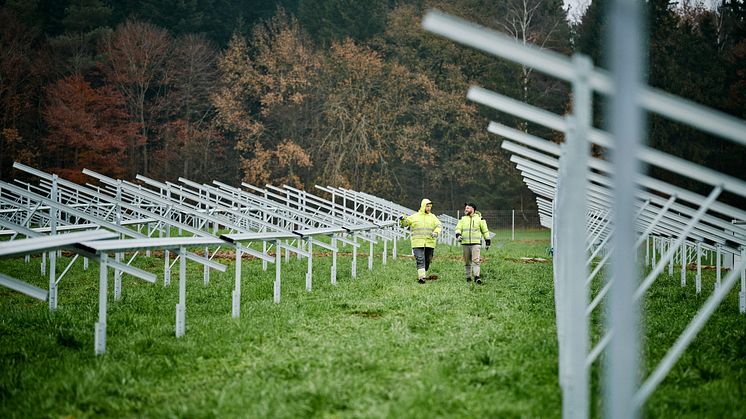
[455,213,489,245]
[400,199,442,248]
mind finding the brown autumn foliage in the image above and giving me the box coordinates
[43,74,143,183]
[314,38,437,193]
[214,10,316,188]
[211,9,501,203]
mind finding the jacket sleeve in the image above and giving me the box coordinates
[433,216,442,236]
[480,219,490,239]
[454,218,462,235]
[402,213,417,228]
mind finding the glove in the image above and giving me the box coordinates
[455,233,462,242]
[398,214,405,221]
[431,232,438,238]
[485,239,491,250]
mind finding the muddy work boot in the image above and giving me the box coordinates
[466,277,472,282]
[475,276,482,285]
[418,277,426,284]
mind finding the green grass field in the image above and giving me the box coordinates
[0,231,744,418]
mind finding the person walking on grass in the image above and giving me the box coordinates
[399,198,442,284]
[455,202,491,284]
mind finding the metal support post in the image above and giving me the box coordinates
[733,246,746,313]
[694,242,702,294]
[204,246,210,285]
[232,244,241,318]
[176,246,186,337]
[262,241,268,271]
[95,253,108,355]
[331,237,338,285]
[715,244,722,290]
[114,251,122,300]
[368,240,373,270]
[352,234,358,278]
[668,239,674,276]
[306,239,313,292]
[48,174,59,310]
[606,0,645,413]
[146,223,152,257]
[558,54,592,419]
[681,240,687,287]
[164,248,171,287]
[274,240,281,304]
[114,181,122,300]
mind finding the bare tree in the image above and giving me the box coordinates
[99,19,172,176]
[497,0,570,120]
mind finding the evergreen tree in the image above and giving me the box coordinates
[297,0,391,46]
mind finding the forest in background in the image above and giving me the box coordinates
[0,0,744,210]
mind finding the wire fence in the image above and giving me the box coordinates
[443,209,546,241]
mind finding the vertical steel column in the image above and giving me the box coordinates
[331,237,337,284]
[306,239,313,291]
[681,240,687,287]
[204,246,210,285]
[164,218,171,287]
[352,234,358,278]
[558,53,592,419]
[48,174,58,310]
[233,243,242,318]
[94,253,108,355]
[176,246,186,337]
[114,181,123,300]
[262,241,268,271]
[383,239,388,265]
[606,0,645,415]
[274,239,281,304]
[146,223,152,257]
[733,246,746,313]
[668,238,674,276]
[715,244,722,290]
[368,240,373,270]
[694,241,702,294]
[41,247,46,276]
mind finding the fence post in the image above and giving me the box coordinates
[512,209,515,241]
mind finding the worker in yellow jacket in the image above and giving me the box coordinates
[399,198,442,284]
[455,202,491,284]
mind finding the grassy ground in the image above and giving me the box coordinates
[0,231,744,418]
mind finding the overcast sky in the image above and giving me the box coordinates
[562,0,724,23]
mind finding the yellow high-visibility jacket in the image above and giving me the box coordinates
[400,199,442,248]
[455,212,490,245]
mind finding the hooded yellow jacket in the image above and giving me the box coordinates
[400,199,442,248]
